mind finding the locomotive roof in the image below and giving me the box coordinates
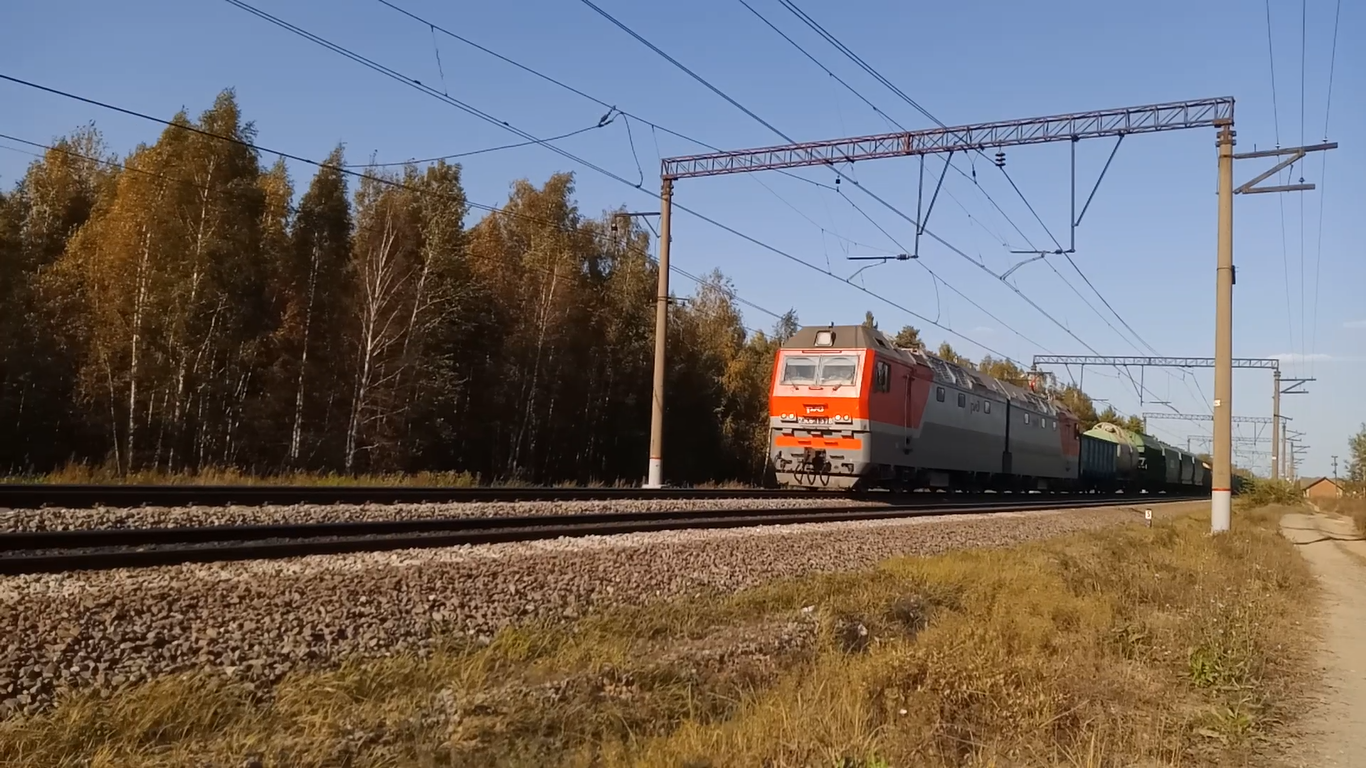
[783,325,1068,416]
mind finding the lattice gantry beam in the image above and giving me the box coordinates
[661,97,1234,179]
[1143,412,1278,424]
[1033,355,1278,370]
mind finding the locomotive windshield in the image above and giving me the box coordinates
[780,354,858,386]
[818,355,858,385]
[780,356,818,385]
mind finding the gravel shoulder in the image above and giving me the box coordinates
[1278,509,1366,768]
[0,499,1311,767]
[0,496,889,532]
[0,500,1198,718]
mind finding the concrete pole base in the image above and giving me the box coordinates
[645,458,663,489]
[1211,489,1232,533]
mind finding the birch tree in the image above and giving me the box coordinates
[343,166,427,472]
[277,147,351,468]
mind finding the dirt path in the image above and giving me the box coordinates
[1279,509,1366,767]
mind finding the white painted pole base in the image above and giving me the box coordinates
[644,458,663,489]
[1211,489,1232,533]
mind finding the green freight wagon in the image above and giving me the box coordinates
[1091,422,1167,492]
[1078,431,1118,491]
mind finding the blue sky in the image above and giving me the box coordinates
[2,0,1360,477]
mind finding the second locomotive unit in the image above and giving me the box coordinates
[768,323,1209,493]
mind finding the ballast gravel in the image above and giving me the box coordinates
[0,496,888,532]
[0,500,1199,717]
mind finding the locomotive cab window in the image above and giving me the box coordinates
[873,360,890,392]
[956,392,966,408]
[782,354,858,387]
[1023,413,1031,425]
[936,386,945,402]
[983,401,992,414]
[818,355,859,386]
[780,356,818,385]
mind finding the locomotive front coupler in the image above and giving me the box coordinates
[799,447,829,475]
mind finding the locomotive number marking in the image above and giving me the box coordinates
[779,413,853,425]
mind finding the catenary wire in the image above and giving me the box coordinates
[1298,0,1308,375]
[1264,0,1298,364]
[0,128,782,317]
[742,0,1177,402]
[372,0,1030,347]
[732,0,1041,257]
[769,0,1187,378]
[568,0,1082,350]
[0,72,1012,363]
[345,122,607,168]
[206,3,1017,360]
[1308,0,1341,378]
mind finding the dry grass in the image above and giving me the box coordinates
[1,461,760,490]
[1316,495,1366,536]
[0,505,1316,767]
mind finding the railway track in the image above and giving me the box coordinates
[0,483,856,509]
[0,494,1199,575]
[0,483,1204,510]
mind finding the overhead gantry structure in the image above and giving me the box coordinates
[1032,355,1311,482]
[646,95,1334,536]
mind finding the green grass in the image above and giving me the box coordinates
[0,503,1316,767]
[1236,477,1303,508]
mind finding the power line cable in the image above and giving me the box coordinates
[211,3,1015,361]
[733,0,1036,255]
[375,0,849,223]
[1264,0,1298,363]
[749,0,1177,396]
[0,118,784,325]
[373,0,1032,349]
[573,1,1059,314]
[577,0,794,144]
[840,189,1052,353]
[233,0,887,333]
[994,161,1160,356]
[1,71,1011,363]
[567,0,1098,359]
[1308,0,1341,378]
[1298,0,1308,374]
[345,122,607,168]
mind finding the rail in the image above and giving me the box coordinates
[0,494,1201,575]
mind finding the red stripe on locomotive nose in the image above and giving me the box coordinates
[773,435,863,450]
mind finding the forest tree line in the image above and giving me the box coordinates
[1,89,1140,484]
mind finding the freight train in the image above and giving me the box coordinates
[768,324,1213,494]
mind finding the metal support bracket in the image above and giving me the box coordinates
[1073,133,1124,248]
[1233,142,1338,195]
[1280,377,1314,395]
[912,150,952,258]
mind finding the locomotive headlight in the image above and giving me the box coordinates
[779,412,797,422]
[814,329,834,346]
[834,415,853,424]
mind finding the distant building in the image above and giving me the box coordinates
[1298,476,1344,501]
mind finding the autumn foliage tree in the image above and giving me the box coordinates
[0,88,1151,483]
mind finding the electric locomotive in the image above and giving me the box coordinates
[768,323,1214,494]
[768,324,1079,491]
